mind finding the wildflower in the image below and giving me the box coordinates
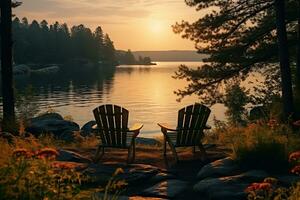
[291,165,300,175]
[13,148,32,158]
[51,162,76,170]
[245,183,261,192]
[35,147,59,160]
[293,120,300,127]
[258,182,272,190]
[245,182,272,192]
[267,119,279,129]
[263,177,278,185]
[289,151,300,162]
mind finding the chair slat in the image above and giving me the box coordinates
[93,107,107,145]
[121,107,129,147]
[181,105,193,146]
[176,107,185,146]
[99,106,111,145]
[106,104,116,146]
[114,105,122,146]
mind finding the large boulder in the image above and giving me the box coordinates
[57,149,92,163]
[13,64,30,75]
[31,65,60,75]
[80,120,97,137]
[26,113,80,138]
[194,170,268,200]
[142,179,188,199]
[197,157,239,179]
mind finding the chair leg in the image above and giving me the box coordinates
[193,146,196,154]
[163,137,167,156]
[94,146,104,163]
[131,140,136,163]
[127,146,132,164]
[168,142,178,163]
[198,143,207,161]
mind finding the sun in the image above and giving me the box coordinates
[149,20,164,34]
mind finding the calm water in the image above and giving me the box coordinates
[3,62,227,137]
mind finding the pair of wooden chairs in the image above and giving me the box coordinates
[92,103,211,163]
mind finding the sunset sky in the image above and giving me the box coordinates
[14,0,202,51]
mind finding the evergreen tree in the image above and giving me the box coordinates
[172,0,298,120]
[0,0,22,132]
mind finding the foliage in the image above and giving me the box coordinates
[245,151,300,200]
[224,84,249,126]
[0,147,83,200]
[9,17,117,65]
[172,0,298,104]
[210,121,300,172]
[116,49,153,65]
[91,168,127,200]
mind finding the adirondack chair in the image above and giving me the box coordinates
[158,103,211,162]
[92,104,143,163]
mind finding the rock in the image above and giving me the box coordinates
[57,149,92,163]
[31,65,60,74]
[13,64,30,75]
[31,112,64,122]
[197,157,239,179]
[136,137,161,146]
[194,170,268,200]
[276,175,300,187]
[83,163,162,186]
[58,130,77,142]
[148,172,176,184]
[26,112,79,138]
[142,179,188,198]
[80,120,97,137]
[92,193,167,200]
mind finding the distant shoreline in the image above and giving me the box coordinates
[132,50,209,62]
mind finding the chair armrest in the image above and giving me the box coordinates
[157,123,177,131]
[129,123,143,132]
[204,125,211,130]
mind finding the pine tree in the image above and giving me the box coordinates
[172,0,298,120]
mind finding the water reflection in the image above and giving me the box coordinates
[0,62,227,137]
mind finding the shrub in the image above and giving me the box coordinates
[0,147,83,200]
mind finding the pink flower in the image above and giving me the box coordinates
[35,147,59,160]
[289,151,300,162]
[293,120,300,127]
[13,148,32,158]
[291,165,300,175]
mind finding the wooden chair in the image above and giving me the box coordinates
[92,104,143,163]
[158,103,211,162]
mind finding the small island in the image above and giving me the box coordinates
[116,49,156,65]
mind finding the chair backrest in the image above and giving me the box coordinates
[176,103,211,147]
[93,104,129,147]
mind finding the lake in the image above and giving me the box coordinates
[3,62,227,137]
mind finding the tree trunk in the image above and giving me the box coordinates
[1,0,16,132]
[274,0,295,121]
[296,1,300,88]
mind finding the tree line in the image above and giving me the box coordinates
[0,17,118,66]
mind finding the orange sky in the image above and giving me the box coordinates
[14,0,204,51]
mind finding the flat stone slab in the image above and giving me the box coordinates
[197,157,239,179]
[142,179,188,198]
[57,149,92,163]
[92,193,168,200]
[194,170,268,200]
